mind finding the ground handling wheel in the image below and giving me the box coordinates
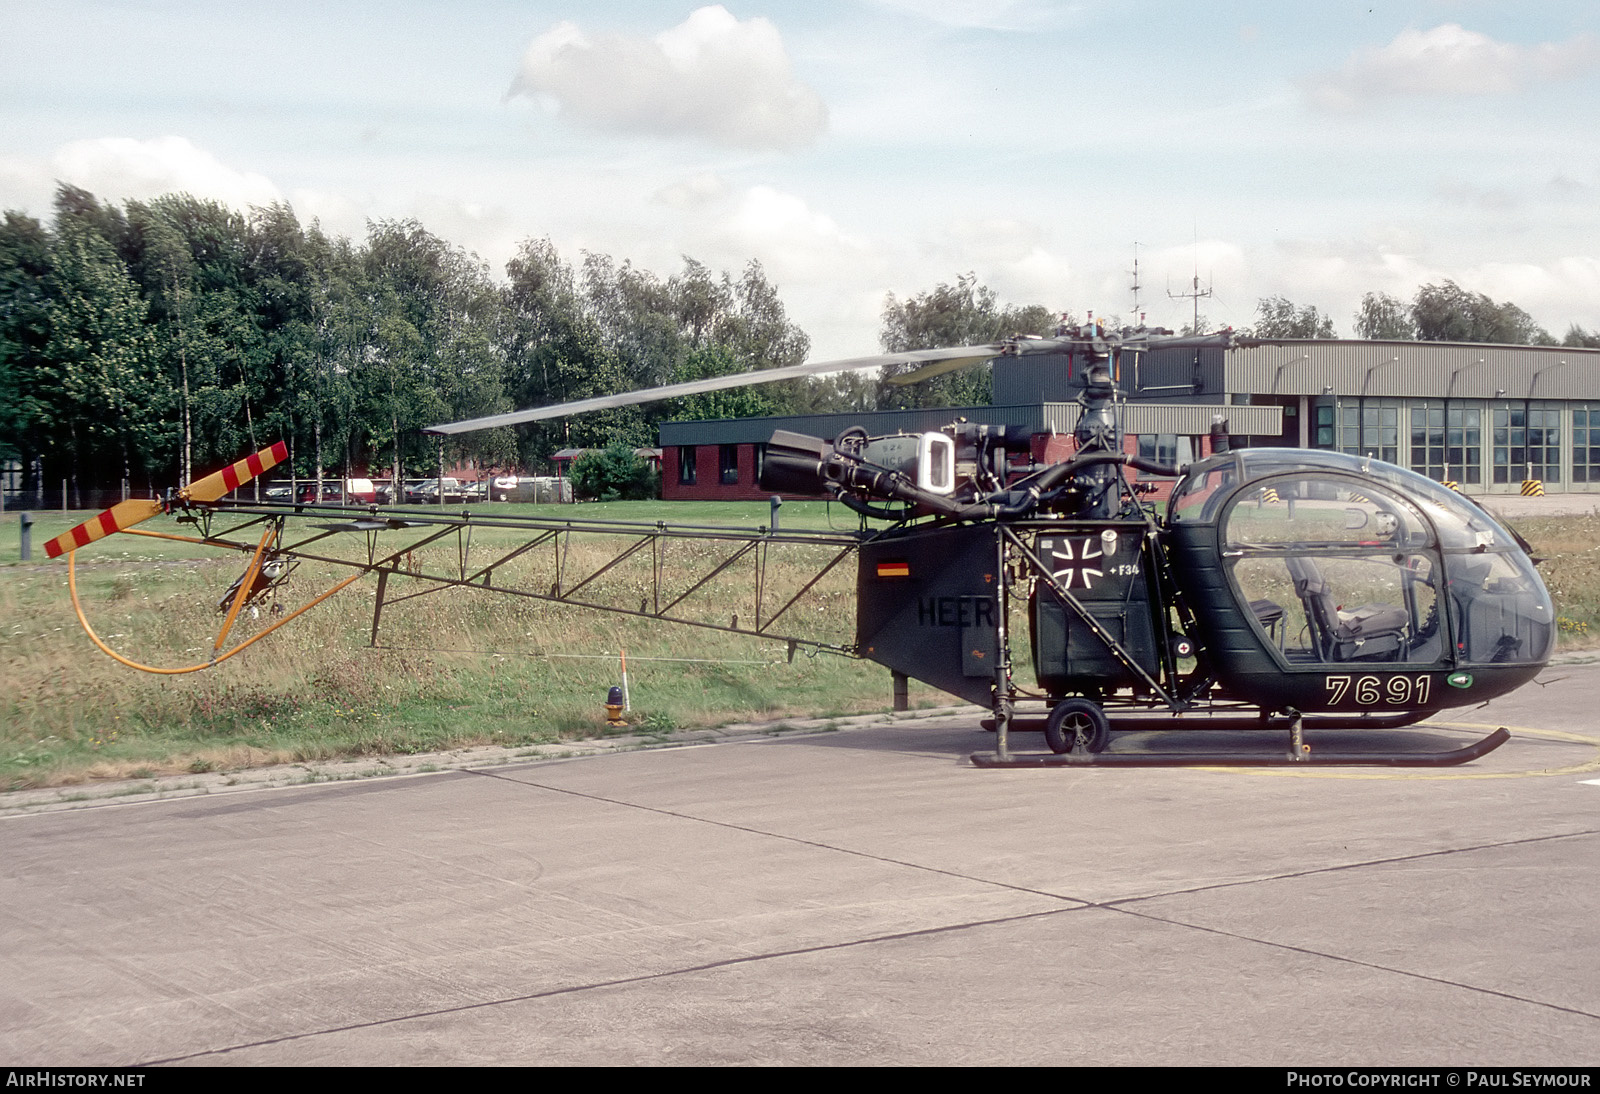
[1044,697,1111,755]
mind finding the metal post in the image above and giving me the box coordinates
[369,569,389,646]
[19,512,32,561]
[770,494,782,531]
[992,526,1013,759]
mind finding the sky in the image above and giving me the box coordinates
[3,0,1598,361]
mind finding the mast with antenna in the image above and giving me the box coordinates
[1129,242,1144,326]
[1168,263,1212,335]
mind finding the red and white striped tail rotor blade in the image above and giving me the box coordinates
[43,498,165,559]
[42,441,289,559]
[182,441,289,504]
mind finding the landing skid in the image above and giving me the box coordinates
[970,727,1510,768]
[982,709,1434,733]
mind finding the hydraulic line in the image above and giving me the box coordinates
[67,552,364,675]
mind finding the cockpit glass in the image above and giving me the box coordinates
[1449,551,1555,664]
[1223,476,1432,549]
[1169,461,1236,523]
[1232,551,1444,666]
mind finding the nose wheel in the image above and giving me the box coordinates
[1044,697,1110,754]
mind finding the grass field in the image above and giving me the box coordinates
[0,499,945,790]
[2,499,1597,790]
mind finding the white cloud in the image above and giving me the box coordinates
[722,185,865,269]
[701,185,880,360]
[508,6,826,150]
[287,187,370,242]
[1306,24,1600,111]
[866,0,1069,32]
[654,172,729,210]
[944,217,1048,265]
[919,218,1076,315]
[50,136,281,209]
[1433,181,1518,213]
[1469,257,1600,332]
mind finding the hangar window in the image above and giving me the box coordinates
[1136,434,1192,478]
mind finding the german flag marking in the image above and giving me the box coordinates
[876,561,911,579]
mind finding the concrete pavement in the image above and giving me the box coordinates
[1,672,1597,1066]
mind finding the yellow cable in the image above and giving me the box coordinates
[68,552,365,674]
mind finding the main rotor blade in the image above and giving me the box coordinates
[44,441,289,559]
[423,344,1006,436]
[882,352,1000,386]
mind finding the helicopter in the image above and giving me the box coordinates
[44,319,1554,765]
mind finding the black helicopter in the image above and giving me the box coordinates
[48,320,1553,766]
[422,315,1554,765]
[726,323,1552,765]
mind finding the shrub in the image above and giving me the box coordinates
[568,444,659,501]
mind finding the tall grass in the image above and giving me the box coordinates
[1507,513,1600,641]
[0,502,935,789]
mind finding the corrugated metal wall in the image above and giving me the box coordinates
[1227,339,1600,399]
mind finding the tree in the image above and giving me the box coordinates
[0,212,54,474]
[1411,281,1553,345]
[121,194,273,482]
[716,260,810,373]
[664,344,778,422]
[504,243,816,459]
[361,219,510,484]
[1561,324,1600,349]
[44,201,164,501]
[1353,292,1415,340]
[878,274,1058,409]
[503,238,644,463]
[1249,296,1336,339]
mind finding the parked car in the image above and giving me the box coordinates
[492,476,572,503]
[404,477,466,504]
[298,483,343,503]
[344,478,377,505]
[291,479,375,505]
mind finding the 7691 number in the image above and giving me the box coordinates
[1324,674,1432,707]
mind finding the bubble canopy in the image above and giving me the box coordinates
[1171,449,1519,551]
[1167,449,1553,670]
